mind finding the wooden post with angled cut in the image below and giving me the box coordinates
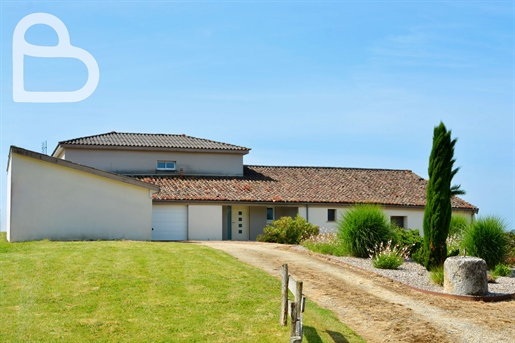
[281,264,289,326]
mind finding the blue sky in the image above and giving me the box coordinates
[1,1,513,230]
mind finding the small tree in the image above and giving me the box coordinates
[423,122,464,270]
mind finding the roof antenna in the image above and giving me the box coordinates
[41,140,47,155]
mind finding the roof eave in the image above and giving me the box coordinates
[151,198,477,212]
[57,144,250,155]
[51,145,64,158]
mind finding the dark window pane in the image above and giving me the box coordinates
[328,209,336,222]
[391,216,405,229]
[266,208,273,221]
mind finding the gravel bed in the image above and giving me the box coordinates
[294,246,515,296]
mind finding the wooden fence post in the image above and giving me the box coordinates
[295,281,303,318]
[281,264,288,326]
[290,301,298,337]
[280,264,304,342]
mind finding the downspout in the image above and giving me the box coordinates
[306,204,309,221]
[227,206,232,240]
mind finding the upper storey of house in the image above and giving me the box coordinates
[51,131,251,176]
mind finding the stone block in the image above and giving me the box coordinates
[443,256,488,296]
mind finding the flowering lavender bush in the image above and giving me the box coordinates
[368,240,412,269]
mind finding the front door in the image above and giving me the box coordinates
[231,206,249,241]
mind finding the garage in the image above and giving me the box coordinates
[151,205,188,241]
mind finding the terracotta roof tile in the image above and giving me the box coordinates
[137,165,478,212]
[57,132,250,152]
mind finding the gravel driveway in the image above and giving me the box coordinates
[198,241,515,343]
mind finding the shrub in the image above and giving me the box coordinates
[392,227,423,258]
[504,231,515,266]
[411,246,427,266]
[429,266,444,286]
[444,215,469,256]
[491,264,513,278]
[337,204,393,258]
[462,216,509,269]
[447,247,460,257]
[257,215,319,244]
[301,228,345,256]
[368,240,410,269]
[446,233,462,257]
[449,215,469,237]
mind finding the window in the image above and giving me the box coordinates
[266,208,274,222]
[157,161,176,171]
[391,216,405,229]
[327,209,336,222]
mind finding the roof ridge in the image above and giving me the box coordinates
[244,165,413,172]
[59,132,194,143]
[58,131,119,144]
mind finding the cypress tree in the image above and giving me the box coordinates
[423,122,464,270]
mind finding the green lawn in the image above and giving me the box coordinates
[0,233,364,342]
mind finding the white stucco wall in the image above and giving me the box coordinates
[383,208,424,234]
[188,205,223,240]
[299,205,475,236]
[297,206,341,232]
[6,159,12,242]
[62,148,244,176]
[7,152,154,242]
[451,210,475,222]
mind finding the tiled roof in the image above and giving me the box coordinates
[137,165,478,212]
[56,132,250,152]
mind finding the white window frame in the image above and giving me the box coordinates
[156,160,176,171]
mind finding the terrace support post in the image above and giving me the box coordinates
[281,264,289,326]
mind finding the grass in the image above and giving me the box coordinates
[301,231,346,256]
[462,215,509,269]
[429,266,444,286]
[491,264,513,278]
[337,204,393,258]
[0,233,363,343]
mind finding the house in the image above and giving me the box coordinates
[6,132,478,242]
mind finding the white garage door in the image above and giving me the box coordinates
[152,205,188,241]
